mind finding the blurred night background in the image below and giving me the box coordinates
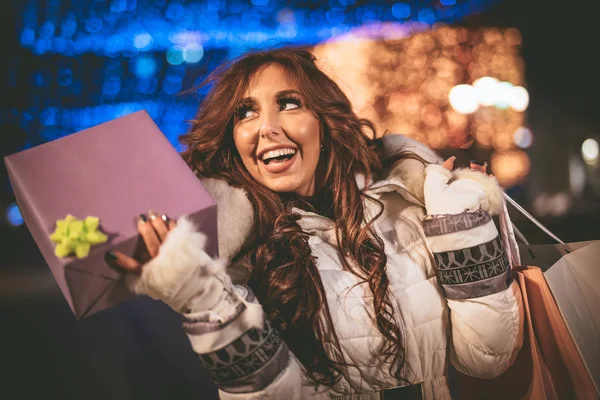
[1,0,599,399]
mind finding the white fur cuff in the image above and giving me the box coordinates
[453,168,504,215]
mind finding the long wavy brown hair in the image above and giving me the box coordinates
[179,48,406,387]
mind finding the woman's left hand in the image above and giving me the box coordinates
[442,157,489,175]
[424,157,491,215]
[468,160,489,175]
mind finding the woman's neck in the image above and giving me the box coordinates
[302,189,334,220]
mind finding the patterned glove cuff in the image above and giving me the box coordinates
[424,210,512,299]
[185,286,289,394]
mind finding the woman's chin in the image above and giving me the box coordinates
[263,179,301,194]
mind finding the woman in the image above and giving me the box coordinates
[107,49,524,399]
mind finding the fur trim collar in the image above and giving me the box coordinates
[199,178,255,262]
[198,135,442,262]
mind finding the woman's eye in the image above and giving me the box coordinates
[279,97,301,111]
[236,106,257,120]
[242,110,257,119]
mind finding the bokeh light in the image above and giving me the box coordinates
[533,192,571,217]
[166,46,185,65]
[133,33,154,51]
[183,44,204,63]
[510,86,529,112]
[491,150,531,187]
[449,84,479,114]
[134,57,157,78]
[316,25,526,157]
[494,81,514,109]
[6,203,24,227]
[12,0,529,193]
[473,76,499,107]
[581,138,599,165]
[513,127,533,149]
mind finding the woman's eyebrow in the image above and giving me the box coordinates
[237,96,256,105]
[276,89,302,98]
[238,90,301,104]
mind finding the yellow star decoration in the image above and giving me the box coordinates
[49,215,108,259]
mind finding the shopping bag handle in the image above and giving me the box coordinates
[503,193,565,245]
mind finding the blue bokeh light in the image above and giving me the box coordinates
[417,8,437,25]
[6,203,24,227]
[17,0,500,57]
[183,44,204,63]
[392,3,411,19]
[166,46,185,65]
[40,21,55,37]
[133,32,153,50]
[102,76,122,96]
[133,56,157,78]
[251,0,270,6]
[60,17,78,37]
[326,8,346,25]
[163,75,183,95]
[41,107,59,127]
[20,28,35,45]
[137,76,158,94]
[107,35,125,53]
[85,16,103,33]
[7,0,501,175]
[166,3,184,20]
[111,0,127,13]
[34,37,52,54]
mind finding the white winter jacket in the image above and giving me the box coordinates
[127,134,524,400]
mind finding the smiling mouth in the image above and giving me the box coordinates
[260,148,298,165]
[259,150,298,174]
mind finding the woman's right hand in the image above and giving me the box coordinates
[106,210,177,275]
[105,211,228,313]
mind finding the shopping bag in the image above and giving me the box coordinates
[454,196,598,399]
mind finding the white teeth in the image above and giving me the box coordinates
[261,148,297,161]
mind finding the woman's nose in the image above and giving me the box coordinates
[258,110,282,138]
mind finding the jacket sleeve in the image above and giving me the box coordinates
[421,169,524,379]
[381,133,524,378]
[125,218,319,398]
[180,277,310,399]
[424,210,524,378]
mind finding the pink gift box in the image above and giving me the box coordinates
[4,111,217,319]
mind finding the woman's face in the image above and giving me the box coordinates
[233,64,322,197]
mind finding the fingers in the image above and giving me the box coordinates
[442,156,456,171]
[469,160,488,174]
[105,251,141,274]
[106,212,177,275]
[137,214,161,258]
[149,210,170,241]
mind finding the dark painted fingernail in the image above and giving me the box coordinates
[161,214,169,224]
[470,159,478,165]
[104,252,117,263]
[138,214,148,223]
